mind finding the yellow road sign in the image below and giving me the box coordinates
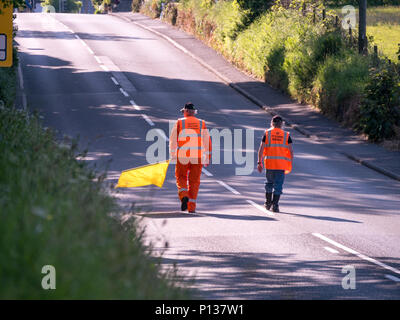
[0,3,13,67]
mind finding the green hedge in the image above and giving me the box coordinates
[357,63,400,141]
[0,48,18,108]
[157,0,400,142]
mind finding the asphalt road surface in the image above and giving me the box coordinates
[16,12,400,299]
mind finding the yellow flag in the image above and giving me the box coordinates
[115,160,170,188]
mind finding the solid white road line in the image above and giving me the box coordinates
[202,168,213,177]
[216,180,240,195]
[324,246,339,254]
[100,64,109,72]
[17,61,27,111]
[141,114,154,126]
[22,93,27,111]
[87,47,94,55]
[18,63,24,90]
[130,100,141,111]
[385,274,400,282]
[120,88,129,97]
[312,233,400,276]
[94,55,102,64]
[111,77,119,85]
[246,199,274,216]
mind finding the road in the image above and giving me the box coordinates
[15,12,400,299]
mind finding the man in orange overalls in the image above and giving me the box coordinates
[257,115,293,213]
[170,102,212,213]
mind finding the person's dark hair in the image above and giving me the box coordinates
[271,115,283,127]
[185,102,195,109]
[181,102,197,113]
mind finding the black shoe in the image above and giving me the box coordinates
[272,194,280,213]
[264,193,273,210]
[181,196,189,211]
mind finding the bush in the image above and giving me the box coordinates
[0,48,18,109]
[209,0,249,53]
[265,45,288,91]
[283,31,345,103]
[42,0,83,12]
[357,64,400,141]
[140,0,164,18]
[162,2,178,25]
[313,52,370,122]
[131,0,142,12]
[236,0,273,22]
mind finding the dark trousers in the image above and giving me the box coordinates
[265,170,285,195]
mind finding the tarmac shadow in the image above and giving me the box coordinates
[279,211,361,223]
[137,211,276,221]
[137,211,203,219]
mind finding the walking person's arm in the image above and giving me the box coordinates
[169,121,179,162]
[257,141,265,173]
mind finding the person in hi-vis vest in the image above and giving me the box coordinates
[257,115,293,213]
[170,102,212,213]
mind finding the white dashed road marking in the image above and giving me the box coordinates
[120,88,129,97]
[246,199,274,216]
[111,77,119,85]
[216,180,240,195]
[385,274,400,282]
[324,246,339,254]
[312,233,400,277]
[202,168,213,177]
[130,100,141,111]
[141,114,154,126]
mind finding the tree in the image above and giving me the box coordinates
[0,0,26,13]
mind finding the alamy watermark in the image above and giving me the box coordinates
[341,265,356,290]
[341,5,356,30]
[145,121,256,176]
[41,265,56,290]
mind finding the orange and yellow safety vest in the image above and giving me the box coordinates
[171,116,211,163]
[263,127,292,174]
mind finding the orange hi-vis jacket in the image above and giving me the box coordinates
[263,127,292,174]
[170,116,212,164]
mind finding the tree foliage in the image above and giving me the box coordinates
[0,0,26,11]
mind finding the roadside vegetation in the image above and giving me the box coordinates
[134,0,400,149]
[41,0,83,13]
[0,28,190,298]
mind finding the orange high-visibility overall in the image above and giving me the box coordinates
[170,116,212,212]
[263,127,292,174]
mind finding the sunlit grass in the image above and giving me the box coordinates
[366,6,400,61]
[364,6,400,26]
[368,24,400,61]
[333,5,400,61]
